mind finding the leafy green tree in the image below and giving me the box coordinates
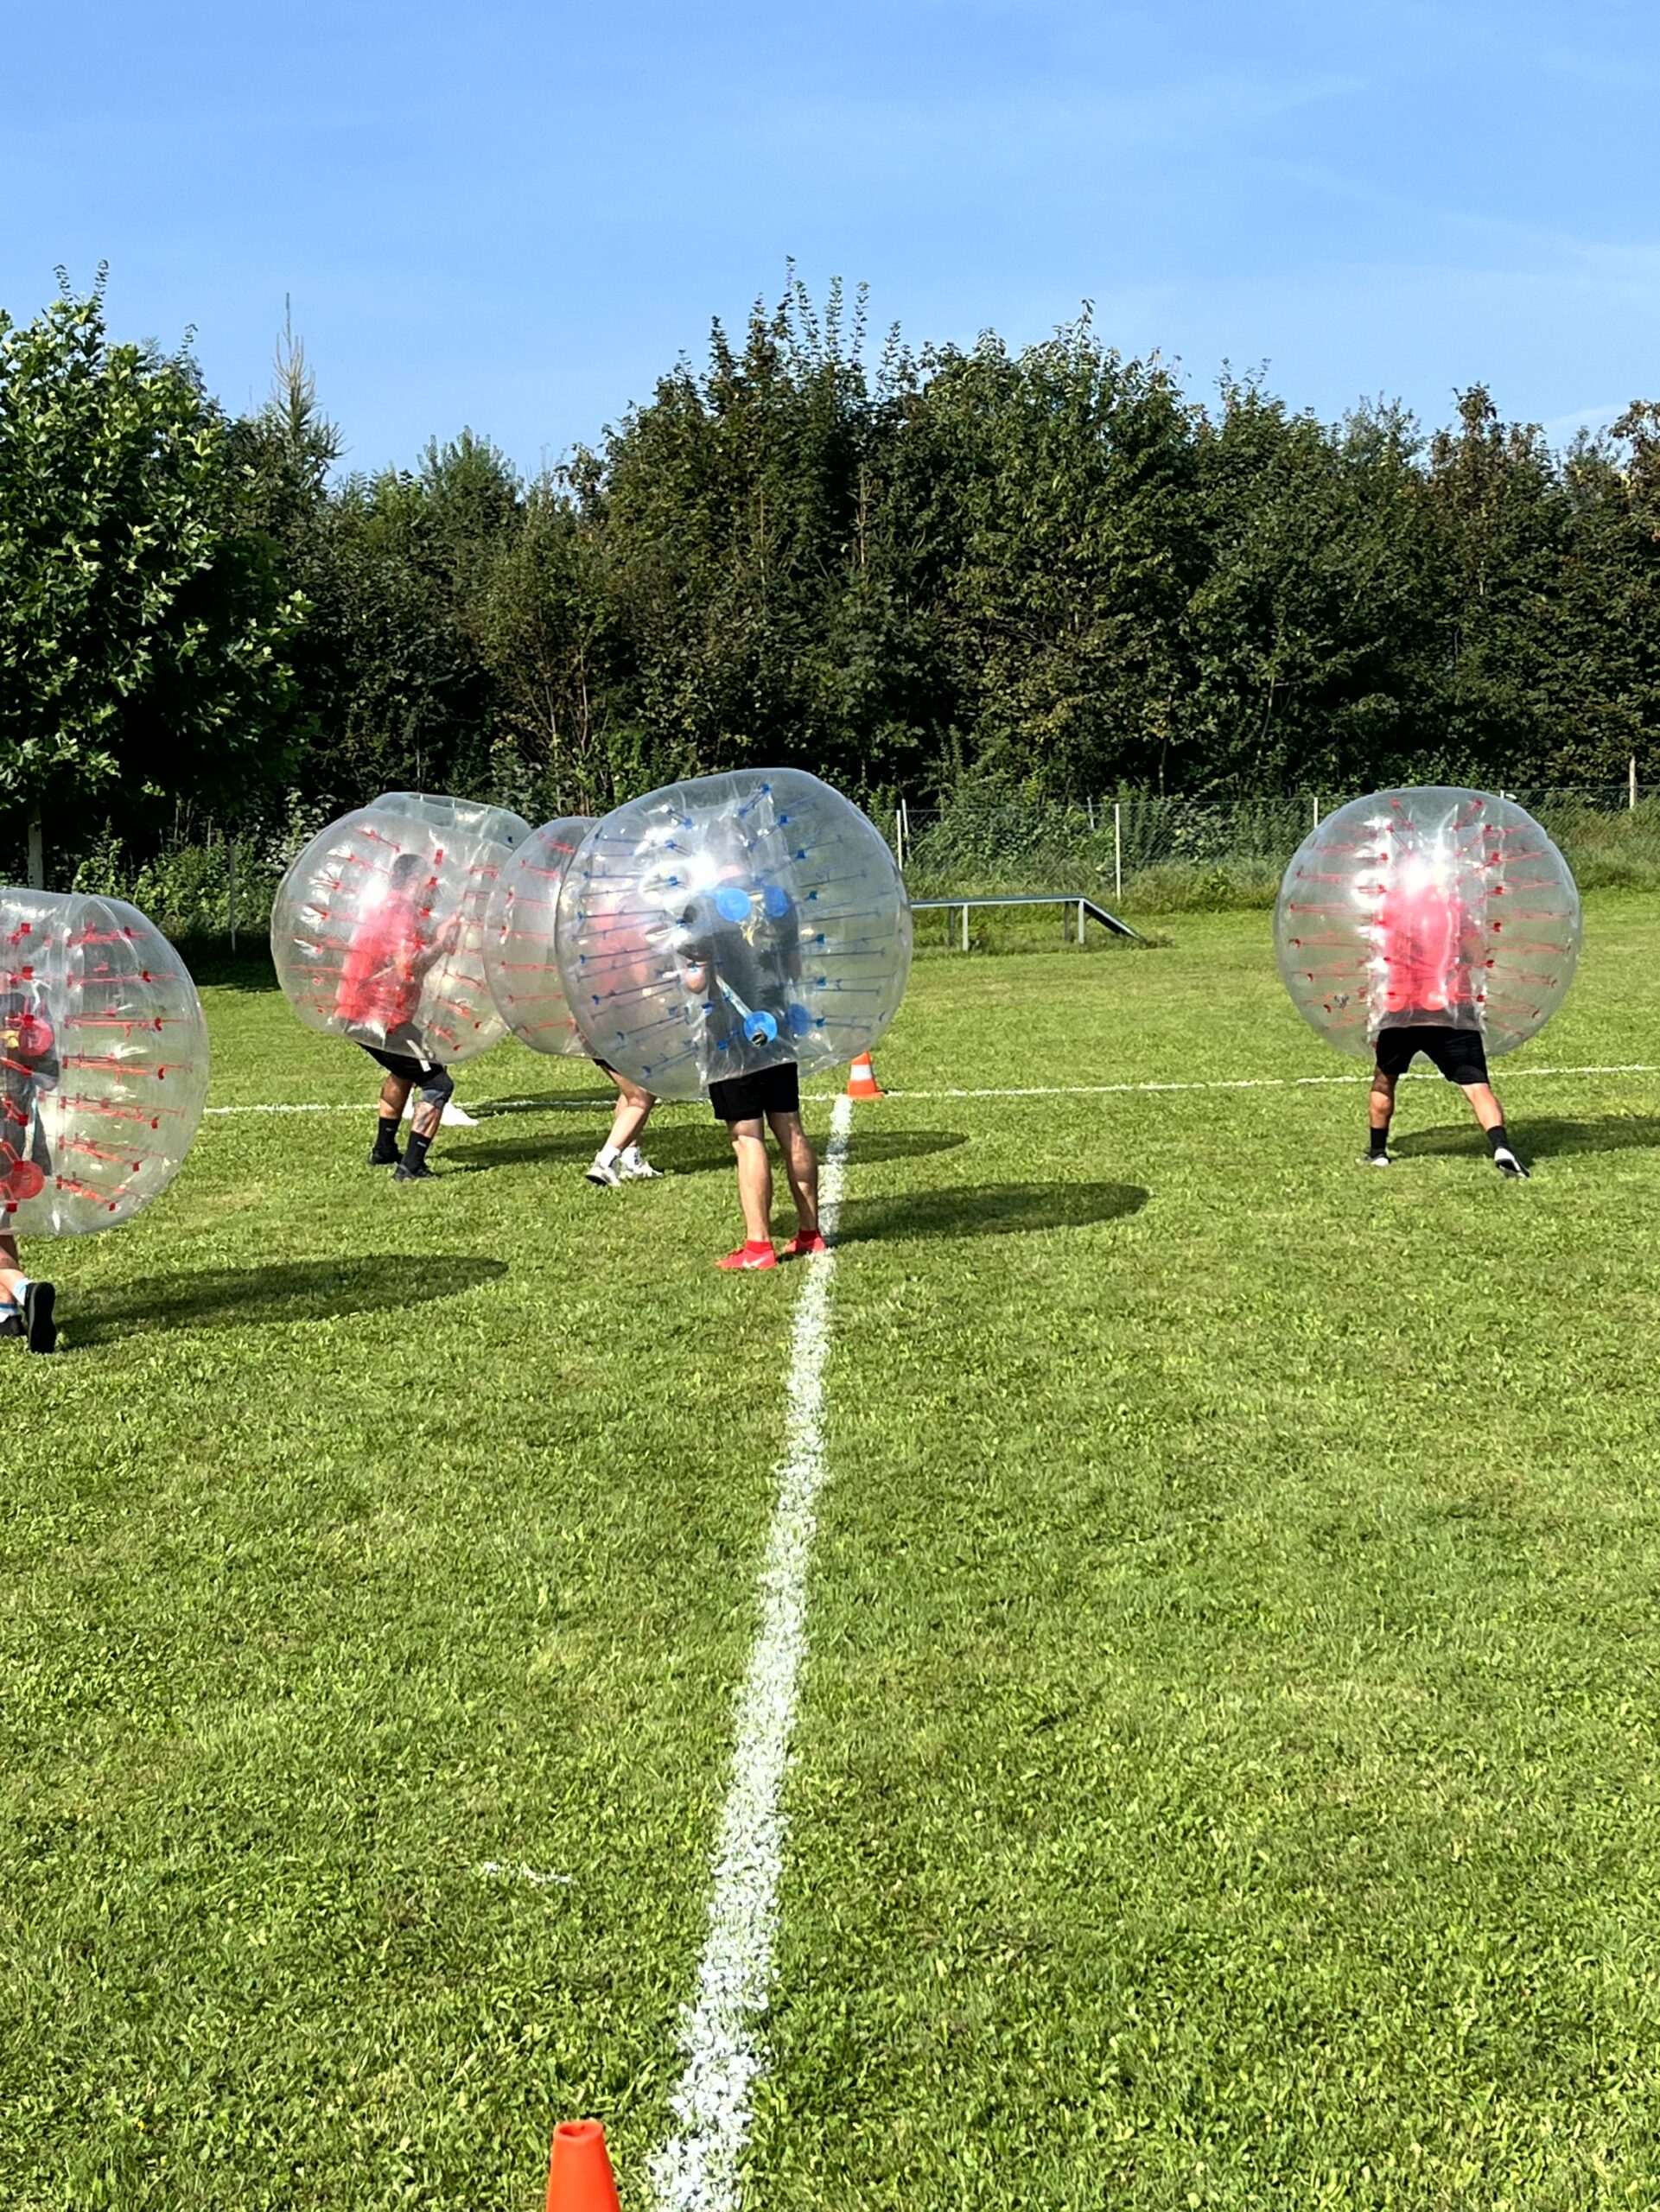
[473,475,626,811]
[0,276,301,882]
[912,319,1203,798]
[1183,387,1445,791]
[587,279,938,800]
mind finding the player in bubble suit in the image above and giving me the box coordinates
[1365,863,1527,1179]
[676,869,824,1271]
[341,850,461,1182]
[0,988,60,1350]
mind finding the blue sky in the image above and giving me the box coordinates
[4,0,1656,474]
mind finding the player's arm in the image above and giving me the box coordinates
[410,911,464,977]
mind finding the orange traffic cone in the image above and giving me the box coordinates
[846,1052,884,1100]
[546,2120,622,2212]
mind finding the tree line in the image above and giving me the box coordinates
[3,271,1657,881]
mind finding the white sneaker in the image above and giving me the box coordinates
[401,1096,478,1128]
[616,1151,663,1180]
[585,1154,621,1187]
[1364,1151,1391,1167]
[1493,1148,1529,1179]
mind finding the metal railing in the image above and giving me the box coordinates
[910,893,1142,948]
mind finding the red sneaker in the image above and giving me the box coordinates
[716,1241,778,1271]
[783,1230,828,1260]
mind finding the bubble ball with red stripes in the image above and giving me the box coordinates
[1274,786,1582,1059]
[556,768,912,1100]
[480,816,596,1056]
[0,890,210,1233]
[271,792,532,1066]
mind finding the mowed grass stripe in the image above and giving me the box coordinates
[751,905,1660,2207]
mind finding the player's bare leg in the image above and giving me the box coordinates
[587,1070,661,1185]
[0,1230,54,1352]
[767,1109,824,1255]
[730,1117,773,1243]
[1460,1080,1527,1178]
[393,1068,453,1182]
[370,1072,413,1166]
[1367,1068,1396,1164]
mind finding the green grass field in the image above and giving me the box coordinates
[7,900,1660,2209]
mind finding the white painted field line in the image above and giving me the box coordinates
[202,1095,604,1116]
[851,1063,1659,1102]
[649,1092,855,2212]
[200,1062,1658,1120]
[204,1101,366,1115]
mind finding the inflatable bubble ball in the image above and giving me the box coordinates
[0,890,210,1234]
[272,793,532,1066]
[1275,786,1581,1059]
[481,817,596,1056]
[557,769,913,1101]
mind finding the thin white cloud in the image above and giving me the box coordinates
[741,72,1366,182]
[1540,402,1627,442]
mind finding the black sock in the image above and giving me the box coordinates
[371,1117,401,1161]
[1369,1128,1390,1156]
[404,1129,433,1172]
[1486,1124,1511,1156]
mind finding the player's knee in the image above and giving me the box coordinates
[419,1068,454,1111]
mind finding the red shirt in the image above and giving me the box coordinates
[334,893,426,1030]
[1377,879,1469,1016]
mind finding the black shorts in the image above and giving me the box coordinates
[1375,1024,1489,1085]
[363,1044,447,1086]
[709,1060,800,1123]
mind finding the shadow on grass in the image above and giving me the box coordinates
[68,1254,507,1345]
[835,1179,1148,1245]
[1396,1116,1660,1160]
[448,1126,973,1177]
[445,1132,600,1173]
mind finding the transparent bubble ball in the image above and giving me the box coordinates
[0,889,210,1234]
[272,792,531,1066]
[481,817,595,1058]
[557,769,913,1100]
[1275,786,1581,1059]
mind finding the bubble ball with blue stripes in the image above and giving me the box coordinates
[557,769,913,1100]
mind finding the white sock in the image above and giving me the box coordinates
[596,1144,620,1167]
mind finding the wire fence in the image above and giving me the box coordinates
[16,782,1660,944]
[893,786,1660,912]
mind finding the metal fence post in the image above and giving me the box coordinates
[1113,803,1123,900]
[1077,896,1085,944]
[961,902,969,952]
[894,807,905,871]
[1631,755,1639,810]
[1312,792,1320,830]
[227,834,238,951]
